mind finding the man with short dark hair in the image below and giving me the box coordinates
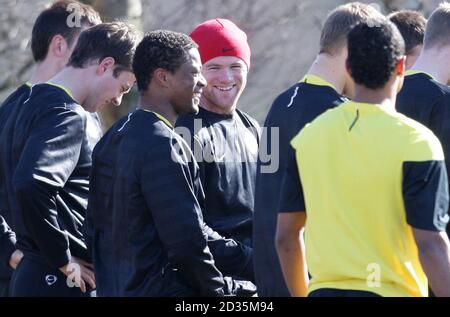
[87,30,256,297]
[30,0,102,83]
[0,22,139,297]
[276,18,450,297]
[0,0,101,297]
[388,10,427,69]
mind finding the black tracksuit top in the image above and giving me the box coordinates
[0,84,31,277]
[86,109,228,296]
[0,84,101,269]
[176,107,260,245]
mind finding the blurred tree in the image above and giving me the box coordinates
[0,0,444,126]
[0,0,47,94]
[81,0,143,130]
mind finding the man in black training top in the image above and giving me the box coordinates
[0,22,138,297]
[87,30,257,297]
[396,3,450,238]
[176,18,259,282]
[253,3,383,297]
[0,0,101,297]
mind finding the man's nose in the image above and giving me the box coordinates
[198,73,207,88]
[218,68,233,82]
[112,94,123,107]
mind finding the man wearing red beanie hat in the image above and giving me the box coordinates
[176,18,259,283]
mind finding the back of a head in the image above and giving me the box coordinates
[347,19,405,89]
[320,2,384,55]
[423,2,450,50]
[133,30,197,92]
[31,0,102,62]
[68,22,141,76]
[388,10,427,54]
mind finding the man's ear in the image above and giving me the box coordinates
[153,68,170,88]
[49,35,69,58]
[96,57,116,75]
[396,56,406,75]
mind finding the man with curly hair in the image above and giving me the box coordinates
[87,30,257,297]
[276,18,450,297]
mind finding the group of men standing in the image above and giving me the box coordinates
[0,0,259,297]
[1,0,450,297]
[272,3,450,297]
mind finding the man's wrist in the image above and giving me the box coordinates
[9,249,24,269]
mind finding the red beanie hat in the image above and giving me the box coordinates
[190,18,251,70]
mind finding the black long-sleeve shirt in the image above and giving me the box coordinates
[86,109,227,297]
[397,71,450,236]
[0,83,31,278]
[0,83,101,269]
[176,107,260,245]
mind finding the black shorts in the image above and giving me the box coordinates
[309,288,381,297]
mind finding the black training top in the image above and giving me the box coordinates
[0,83,31,277]
[0,83,101,269]
[397,71,450,235]
[87,109,228,297]
[176,107,260,245]
[253,75,346,297]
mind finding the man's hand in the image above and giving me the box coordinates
[59,256,96,293]
[9,249,24,270]
[413,228,450,297]
[223,277,257,297]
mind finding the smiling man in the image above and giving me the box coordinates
[176,19,259,283]
[0,22,139,297]
[86,30,241,296]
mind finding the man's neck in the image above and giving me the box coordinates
[352,83,398,109]
[308,53,347,95]
[200,95,236,115]
[29,58,64,85]
[138,94,178,126]
[47,67,88,106]
[412,49,450,84]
